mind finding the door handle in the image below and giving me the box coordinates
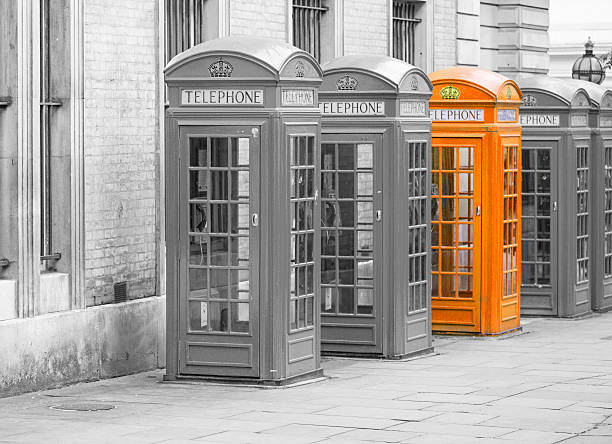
[552,201,557,211]
[251,213,259,227]
[475,206,481,216]
[376,210,382,222]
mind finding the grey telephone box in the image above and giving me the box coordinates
[517,76,592,317]
[567,80,612,312]
[164,37,323,383]
[318,55,433,358]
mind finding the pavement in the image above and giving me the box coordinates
[0,314,611,444]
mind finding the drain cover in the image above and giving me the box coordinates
[50,402,115,412]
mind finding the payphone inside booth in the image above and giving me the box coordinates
[319,55,433,358]
[517,76,592,317]
[428,67,522,335]
[164,37,323,383]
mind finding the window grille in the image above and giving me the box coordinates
[605,146,612,277]
[40,0,61,267]
[407,141,428,313]
[292,0,327,62]
[392,1,421,64]
[165,0,206,63]
[576,145,589,284]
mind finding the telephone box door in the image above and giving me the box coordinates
[431,138,482,333]
[178,126,260,378]
[320,134,384,354]
[520,140,559,315]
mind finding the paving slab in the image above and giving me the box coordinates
[0,313,611,443]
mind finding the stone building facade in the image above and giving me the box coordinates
[0,0,550,396]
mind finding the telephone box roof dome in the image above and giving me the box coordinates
[322,55,432,90]
[428,67,518,100]
[165,36,321,76]
[563,78,610,106]
[517,75,591,106]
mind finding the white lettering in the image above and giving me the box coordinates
[281,89,314,106]
[181,89,264,105]
[497,109,517,122]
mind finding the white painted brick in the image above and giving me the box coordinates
[83,0,159,306]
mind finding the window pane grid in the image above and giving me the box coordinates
[521,146,552,287]
[407,141,428,313]
[321,142,375,316]
[503,146,519,298]
[431,146,474,300]
[187,137,251,334]
[605,146,612,277]
[577,145,589,284]
[290,136,316,331]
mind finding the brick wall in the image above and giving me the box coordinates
[230,0,287,40]
[433,0,457,69]
[83,0,159,306]
[344,0,389,56]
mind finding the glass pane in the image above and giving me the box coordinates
[441,173,455,196]
[537,172,550,193]
[357,143,373,169]
[357,289,373,314]
[189,236,208,266]
[339,201,355,227]
[210,138,229,167]
[338,259,354,284]
[338,144,354,170]
[208,301,229,332]
[190,203,208,233]
[190,138,208,167]
[231,171,249,200]
[210,236,228,266]
[441,249,455,272]
[322,144,335,169]
[458,147,471,170]
[322,287,337,313]
[458,173,472,195]
[321,258,336,284]
[189,300,208,331]
[231,137,249,166]
[231,303,249,333]
[338,173,354,198]
[458,249,472,272]
[522,195,535,216]
[440,148,455,170]
[537,149,550,170]
[339,230,355,256]
[537,196,550,216]
[189,268,208,293]
[522,149,536,170]
[358,173,373,197]
[190,171,208,200]
[338,287,355,313]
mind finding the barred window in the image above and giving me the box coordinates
[292,0,328,62]
[392,1,422,64]
[165,0,207,62]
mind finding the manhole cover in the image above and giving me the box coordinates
[50,402,115,412]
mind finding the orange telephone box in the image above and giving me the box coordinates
[428,67,522,335]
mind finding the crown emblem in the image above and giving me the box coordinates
[295,61,305,77]
[409,76,419,90]
[336,74,358,91]
[506,87,512,100]
[440,85,460,99]
[208,60,233,78]
[522,94,537,107]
